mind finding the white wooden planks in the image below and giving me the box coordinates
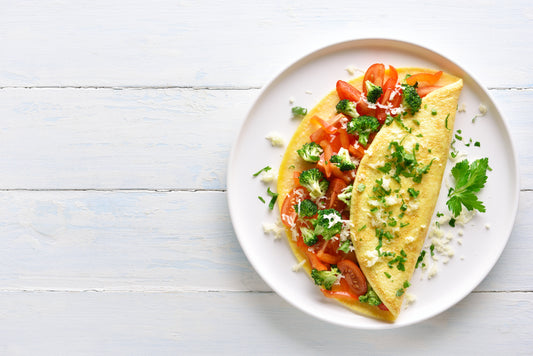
[0,291,530,354]
[0,0,532,88]
[0,88,255,189]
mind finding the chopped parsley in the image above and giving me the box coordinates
[431,109,437,115]
[253,166,271,177]
[258,196,265,203]
[338,240,352,253]
[446,158,489,217]
[357,183,366,192]
[267,187,278,210]
[408,187,420,198]
[430,244,435,257]
[415,250,426,268]
[444,114,450,130]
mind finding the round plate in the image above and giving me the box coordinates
[227,38,519,329]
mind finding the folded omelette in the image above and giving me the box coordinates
[277,65,463,321]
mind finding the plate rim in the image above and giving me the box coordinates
[227,37,520,329]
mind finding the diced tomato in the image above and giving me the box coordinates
[316,239,342,264]
[280,187,308,228]
[382,65,398,92]
[363,63,385,93]
[311,116,337,134]
[336,80,362,102]
[337,259,368,296]
[417,85,442,98]
[406,71,443,86]
[338,129,350,149]
[306,250,329,271]
[324,178,348,211]
[348,144,365,160]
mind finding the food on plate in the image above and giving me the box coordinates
[276,63,463,321]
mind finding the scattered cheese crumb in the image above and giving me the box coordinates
[364,250,379,267]
[289,96,295,104]
[265,132,285,147]
[485,224,491,230]
[458,229,464,236]
[457,103,466,112]
[404,293,417,308]
[478,103,487,115]
[345,65,364,76]
[305,90,313,95]
[427,263,439,279]
[405,235,415,244]
[291,259,306,272]
[262,220,284,240]
[259,170,277,184]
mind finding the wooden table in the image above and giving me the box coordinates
[1,1,531,354]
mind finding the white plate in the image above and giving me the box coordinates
[227,38,519,329]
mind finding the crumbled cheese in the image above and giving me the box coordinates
[339,220,353,241]
[405,235,415,244]
[458,229,464,236]
[305,90,313,95]
[366,149,373,157]
[485,224,491,230]
[262,220,284,240]
[427,263,439,279]
[457,103,466,112]
[289,96,295,104]
[259,170,277,184]
[385,195,398,206]
[345,65,364,76]
[478,103,487,115]
[403,293,417,308]
[322,211,343,228]
[364,250,379,267]
[265,132,285,147]
[381,177,391,191]
[291,259,306,272]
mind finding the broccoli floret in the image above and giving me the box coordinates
[301,227,318,246]
[359,286,382,306]
[337,184,353,205]
[401,84,422,115]
[297,142,323,163]
[311,267,340,290]
[314,208,343,240]
[346,115,380,146]
[330,147,356,171]
[294,199,318,217]
[365,80,383,103]
[335,99,359,118]
[298,168,329,200]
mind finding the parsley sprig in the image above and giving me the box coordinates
[446,158,489,217]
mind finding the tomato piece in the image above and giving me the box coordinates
[383,65,398,91]
[406,71,443,86]
[325,178,348,211]
[356,100,376,117]
[280,187,307,228]
[306,250,329,271]
[336,80,362,102]
[321,289,357,301]
[338,128,350,149]
[293,171,301,186]
[311,116,337,134]
[378,303,389,311]
[417,85,442,98]
[337,259,367,296]
[363,63,385,93]
[348,144,365,160]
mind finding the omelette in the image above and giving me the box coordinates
[277,63,463,321]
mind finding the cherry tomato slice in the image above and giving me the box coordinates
[363,63,385,93]
[280,187,307,228]
[406,71,443,86]
[337,259,367,296]
[417,85,442,98]
[336,80,362,102]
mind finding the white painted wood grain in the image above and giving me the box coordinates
[0,190,529,293]
[0,0,531,88]
[0,87,255,189]
[0,290,530,354]
[0,88,529,189]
